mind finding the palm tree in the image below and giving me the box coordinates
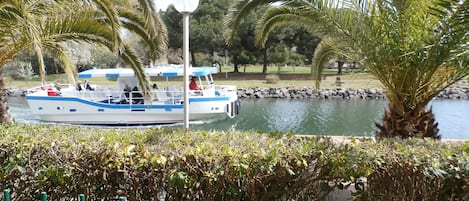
[0,0,167,124]
[226,0,468,139]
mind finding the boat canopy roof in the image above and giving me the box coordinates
[78,66,217,79]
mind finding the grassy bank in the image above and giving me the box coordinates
[5,66,382,89]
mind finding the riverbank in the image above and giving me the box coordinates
[5,74,469,100]
[238,80,469,99]
[5,81,469,100]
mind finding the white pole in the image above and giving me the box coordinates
[182,13,190,130]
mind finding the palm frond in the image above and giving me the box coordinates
[311,39,335,90]
[118,43,152,98]
[32,40,46,84]
[224,0,279,44]
[88,0,122,50]
[42,42,76,83]
[130,0,168,61]
[43,11,115,44]
[254,4,323,47]
[118,8,167,62]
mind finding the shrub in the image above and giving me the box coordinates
[352,139,469,201]
[4,61,35,80]
[265,74,280,84]
[0,124,467,201]
[0,125,339,201]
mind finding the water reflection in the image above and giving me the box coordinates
[298,100,384,136]
[193,99,386,136]
[6,97,469,139]
[431,100,469,139]
[265,100,308,132]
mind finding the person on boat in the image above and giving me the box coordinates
[76,81,83,91]
[84,80,95,91]
[54,82,62,91]
[189,77,201,90]
[131,86,144,104]
[122,84,131,102]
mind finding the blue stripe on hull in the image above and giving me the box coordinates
[26,96,231,109]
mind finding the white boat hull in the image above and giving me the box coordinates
[25,66,241,125]
[26,90,239,125]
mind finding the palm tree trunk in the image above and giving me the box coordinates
[262,48,267,74]
[376,104,440,139]
[0,69,12,124]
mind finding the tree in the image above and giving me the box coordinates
[191,0,233,65]
[0,0,167,124]
[237,50,257,72]
[90,46,120,69]
[160,6,183,62]
[224,5,264,72]
[227,0,468,139]
[268,43,289,67]
[290,29,321,65]
[162,0,233,66]
[225,3,321,74]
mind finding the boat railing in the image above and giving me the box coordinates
[214,85,237,97]
[72,88,145,105]
[61,86,183,105]
[55,84,235,105]
[72,87,115,100]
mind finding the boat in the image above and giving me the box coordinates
[25,65,240,125]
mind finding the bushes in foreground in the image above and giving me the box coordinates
[0,124,467,201]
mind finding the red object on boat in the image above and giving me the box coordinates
[47,87,57,96]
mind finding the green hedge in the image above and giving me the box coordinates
[0,124,467,201]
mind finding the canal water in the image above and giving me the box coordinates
[7,97,469,139]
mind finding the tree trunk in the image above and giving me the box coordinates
[233,55,239,73]
[262,48,267,74]
[375,104,440,139]
[337,60,344,75]
[190,50,197,67]
[0,70,12,124]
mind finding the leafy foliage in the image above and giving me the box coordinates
[226,0,469,139]
[4,61,35,80]
[0,124,467,201]
[353,138,469,200]
[0,0,168,124]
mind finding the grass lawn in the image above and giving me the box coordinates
[210,73,382,88]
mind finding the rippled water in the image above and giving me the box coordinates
[7,97,469,139]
